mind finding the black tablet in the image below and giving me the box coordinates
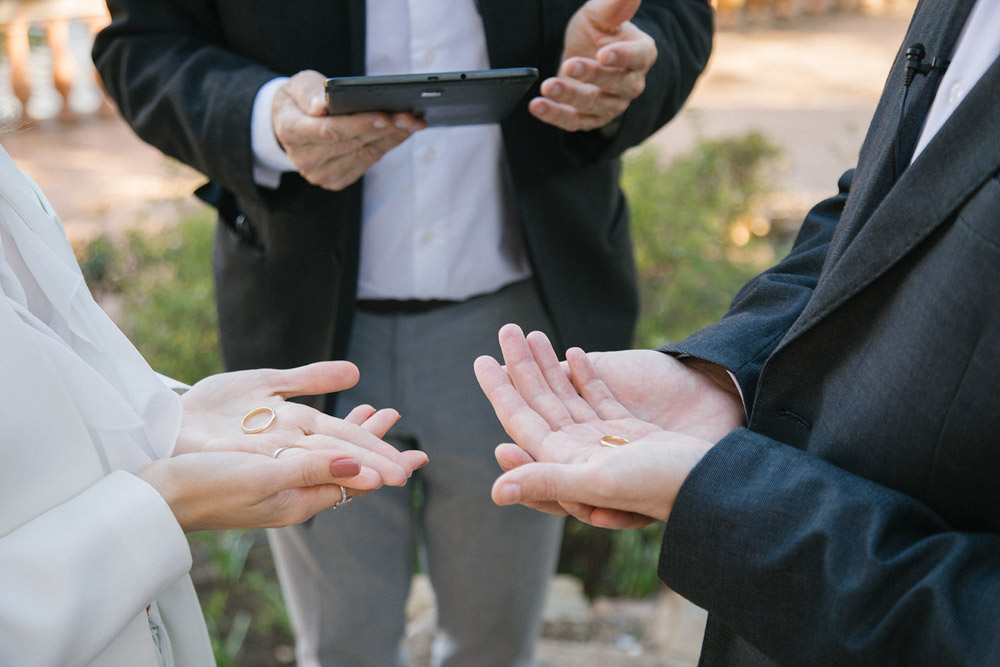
[325,67,538,126]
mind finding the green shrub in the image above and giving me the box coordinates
[627,132,783,348]
[79,211,222,383]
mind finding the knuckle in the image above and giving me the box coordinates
[627,75,646,99]
[580,88,602,113]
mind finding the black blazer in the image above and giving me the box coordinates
[660,0,1000,663]
[93,0,712,372]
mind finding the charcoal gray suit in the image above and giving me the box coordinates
[660,0,1000,663]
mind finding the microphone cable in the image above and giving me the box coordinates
[894,43,949,180]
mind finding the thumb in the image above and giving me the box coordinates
[285,69,330,116]
[585,0,641,32]
[491,463,591,507]
[271,360,361,400]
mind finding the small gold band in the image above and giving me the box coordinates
[242,406,277,434]
[600,435,629,448]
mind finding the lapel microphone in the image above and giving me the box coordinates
[894,43,950,180]
[903,43,950,87]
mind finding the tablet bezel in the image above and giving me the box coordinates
[325,67,539,126]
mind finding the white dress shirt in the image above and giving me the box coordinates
[251,0,531,301]
[911,0,1000,161]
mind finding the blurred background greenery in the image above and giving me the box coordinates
[77,131,789,665]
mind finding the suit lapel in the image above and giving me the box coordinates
[780,52,1000,346]
[822,0,976,267]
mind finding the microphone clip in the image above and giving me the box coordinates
[903,43,949,87]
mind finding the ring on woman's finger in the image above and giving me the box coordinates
[333,486,352,509]
[600,435,629,448]
[242,406,277,434]
[271,446,293,459]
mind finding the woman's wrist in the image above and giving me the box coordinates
[138,459,196,533]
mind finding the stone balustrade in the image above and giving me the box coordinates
[1,0,110,121]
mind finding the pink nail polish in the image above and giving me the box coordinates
[330,459,361,478]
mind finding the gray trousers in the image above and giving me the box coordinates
[268,279,565,667]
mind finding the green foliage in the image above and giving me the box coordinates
[189,530,293,666]
[77,234,116,285]
[78,210,222,383]
[625,132,782,348]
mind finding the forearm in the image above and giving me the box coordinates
[660,429,1000,665]
[0,472,190,666]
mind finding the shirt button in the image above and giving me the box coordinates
[948,82,964,105]
[423,51,435,65]
[423,148,437,163]
[420,231,434,243]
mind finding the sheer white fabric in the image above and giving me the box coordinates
[0,144,181,474]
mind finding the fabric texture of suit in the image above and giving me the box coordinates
[92,0,713,373]
[658,0,1000,664]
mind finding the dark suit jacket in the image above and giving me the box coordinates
[659,0,1000,664]
[92,0,712,373]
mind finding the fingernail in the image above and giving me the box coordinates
[572,62,584,77]
[395,118,410,129]
[497,483,521,505]
[330,459,361,478]
[604,51,618,66]
[373,119,388,129]
[550,82,563,98]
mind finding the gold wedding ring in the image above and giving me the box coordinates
[242,406,277,434]
[600,435,629,448]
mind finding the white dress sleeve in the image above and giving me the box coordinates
[0,471,193,666]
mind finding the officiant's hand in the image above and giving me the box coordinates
[272,70,425,191]
[530,0,657,132]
